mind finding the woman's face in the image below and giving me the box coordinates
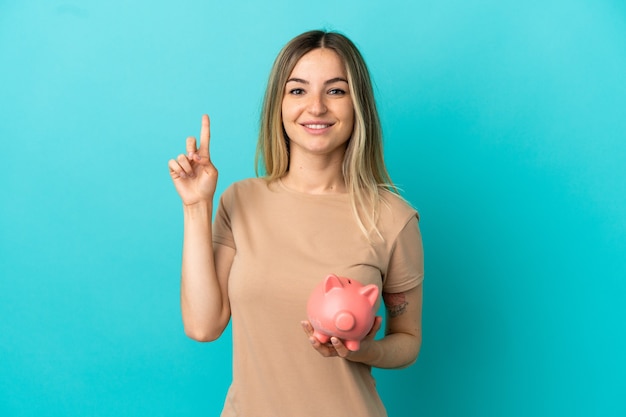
[281,48,355,160]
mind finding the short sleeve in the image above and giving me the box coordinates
[383,215,424,293]
[213,186,236,249]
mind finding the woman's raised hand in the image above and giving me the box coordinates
[168,114,218,206]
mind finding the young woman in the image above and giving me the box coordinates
[168,30,424,417]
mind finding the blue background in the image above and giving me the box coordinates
[1,0,625,416]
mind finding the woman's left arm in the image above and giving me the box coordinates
[303,283,423,369]
[347,284,422,368]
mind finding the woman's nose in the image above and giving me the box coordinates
[307,93,327,115]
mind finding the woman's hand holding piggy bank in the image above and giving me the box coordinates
[306,274,379,351]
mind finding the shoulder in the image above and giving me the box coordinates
[374,189,420,244]
[221,177,269,197]
[379,189,419,223]
[225,177,267,192]
[218,177,274,209]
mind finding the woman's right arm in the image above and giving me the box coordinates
[168,115,233,341]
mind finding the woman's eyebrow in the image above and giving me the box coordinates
[286,77,349,85]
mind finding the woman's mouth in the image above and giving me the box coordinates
[303,123,332,129]
[300,121,335,135]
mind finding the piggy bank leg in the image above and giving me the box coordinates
[344,340,361,351]
[313,330,330,344]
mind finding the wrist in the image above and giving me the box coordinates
[183,199,212,209]
[347,340,383,366]
[183,201,213,219]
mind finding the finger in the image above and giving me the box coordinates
[168,158,187,179]
[176,154,195,177]
[330,337,350,358]
[300,321,314,336]
[309,337,337,357]
[198,114,210,157]
[302,323,337,357]
[364,316,383,340]
[301,323,326,349]
[373,316,383,333]
[186,136,197,158]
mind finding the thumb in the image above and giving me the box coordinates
[365,316,383,340]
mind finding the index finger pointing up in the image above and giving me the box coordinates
[199,114,211,157]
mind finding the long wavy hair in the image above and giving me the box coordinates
[256,30,399,238]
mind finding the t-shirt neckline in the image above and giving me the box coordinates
[276,178,350,198]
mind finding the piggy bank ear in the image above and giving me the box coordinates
[359,285,379,306]
[324,274,344,293]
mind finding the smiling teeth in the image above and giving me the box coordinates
[305,124,330,129]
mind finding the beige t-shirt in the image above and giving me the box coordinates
[213,178,424,417]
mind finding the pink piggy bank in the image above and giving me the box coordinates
[307,274,379,351]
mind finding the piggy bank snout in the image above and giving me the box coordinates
[334,310,356,331]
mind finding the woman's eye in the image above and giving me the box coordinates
[328,88,346,95]
[289,88,305,95]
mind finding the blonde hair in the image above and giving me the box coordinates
[256,30,399,238]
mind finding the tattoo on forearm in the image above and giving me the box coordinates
[383,292,408,318]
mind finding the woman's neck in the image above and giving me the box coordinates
[281,154,347,195]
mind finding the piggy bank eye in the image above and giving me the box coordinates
[348,279,352,284]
